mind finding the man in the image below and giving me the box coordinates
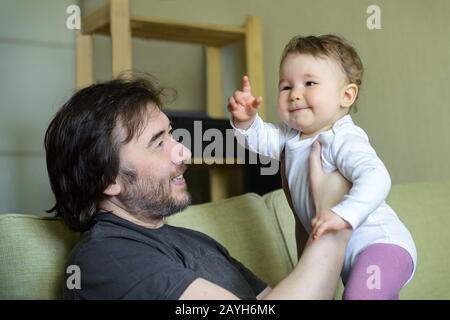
[45,75,351,300]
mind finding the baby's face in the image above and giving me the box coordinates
[278,53,349,136]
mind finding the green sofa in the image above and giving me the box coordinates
[1,181,450,299]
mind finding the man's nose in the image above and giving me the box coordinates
[170,140,192,164]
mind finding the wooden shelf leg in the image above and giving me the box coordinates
[245,16,265,119]
[110,0,133,77]
[206,46,224,118]
[209,167,228,202]
[209,166,243,202]
[76,32,93,89]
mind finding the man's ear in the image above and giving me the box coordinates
[341,83,359,109]
[103,180,121,196]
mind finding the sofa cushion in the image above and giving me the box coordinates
[0,214,79,299]
[386,181,450,299]
[166,193,293,287]
[263,189,297,267]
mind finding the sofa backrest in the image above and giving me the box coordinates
[0,214,80,299]
[0,192,294,299]
[2,181,449,299]
[263,189,297,265]
[166,192,294,287]
[385,181,450,299]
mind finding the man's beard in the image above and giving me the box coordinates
[117,165,191,223]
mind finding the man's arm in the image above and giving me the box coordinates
[179,278,240,300]
[180,232,349,300]
[180,142,351,300]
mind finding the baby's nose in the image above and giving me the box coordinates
[290,93,302,101]
[290,88,303,101]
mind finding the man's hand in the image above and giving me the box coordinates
[311,209,351,240]
[227,75,262,130]
[309,140,352,212]
[308,140,352,239]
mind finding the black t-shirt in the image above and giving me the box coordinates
[63,213,267,299]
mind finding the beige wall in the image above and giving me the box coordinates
[83,0,450,184]
[0,0,77,213]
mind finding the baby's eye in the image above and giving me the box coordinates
[305,81,317,87]
[157,140,164,148]
[280,86,291,91]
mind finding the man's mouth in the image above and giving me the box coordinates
[171,174,184,182]
[171,164,187,187]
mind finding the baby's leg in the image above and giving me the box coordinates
[342,243,413,300]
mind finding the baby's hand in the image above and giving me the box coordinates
[311,209,351,240]
[227,75,262,130]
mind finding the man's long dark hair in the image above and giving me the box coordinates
[44,74,173,231]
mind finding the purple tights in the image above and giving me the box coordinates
[343,243,414,300]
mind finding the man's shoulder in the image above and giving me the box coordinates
[63,221,186,299]
[66,217,153,272]
[165,224,220,242]
[67,215,223,267]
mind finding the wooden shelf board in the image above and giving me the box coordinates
[82,5,245,46]
[82,5,110,35]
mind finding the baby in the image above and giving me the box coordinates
[228,34,417,300]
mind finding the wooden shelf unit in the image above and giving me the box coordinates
[76,0,265,201]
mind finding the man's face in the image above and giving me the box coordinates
[115,104,192,222]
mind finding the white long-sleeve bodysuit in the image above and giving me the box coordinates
[233,114,417,283]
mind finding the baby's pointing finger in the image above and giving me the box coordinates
[242,75,252,94]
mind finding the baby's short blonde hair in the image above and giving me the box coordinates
[281,34,364,112]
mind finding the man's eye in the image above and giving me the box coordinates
[305,81,317,87]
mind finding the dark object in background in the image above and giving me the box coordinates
[165,110,281,204]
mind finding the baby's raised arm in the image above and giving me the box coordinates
[228,75,262,130]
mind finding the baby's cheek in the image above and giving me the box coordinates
[307,94,324,107]
[276,106,289,123]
